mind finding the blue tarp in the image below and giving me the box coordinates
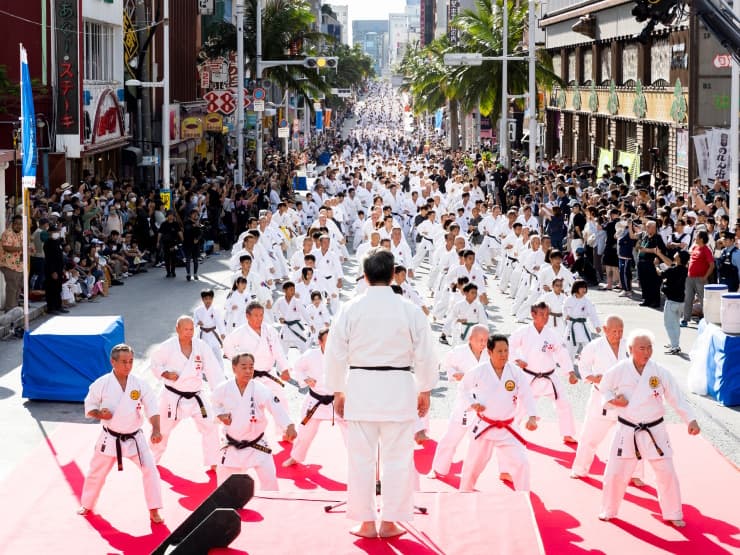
[696,321,740,406]
[22,316,125,402]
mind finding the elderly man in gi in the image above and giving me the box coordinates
[283,328,346,467]
[509,301,579,444]
[571,315,644,484]
[598,330,700,527]
[222,301,293,421]
[460,334,538,492]
[77,344,164,523]
[213,353,297,489]
[430,324,489,478]
[325,248,438,539]
[150,316,225,470]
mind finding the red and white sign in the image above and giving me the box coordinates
[91,89,123,144]
[202,89,252,115]
[713,54,732,69]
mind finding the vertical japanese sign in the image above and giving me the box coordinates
[123,0,139,79]
[55,0,80,134]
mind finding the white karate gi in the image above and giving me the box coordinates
[443,298,487,344]
[599,359,697,521]
[290,348,347,463]
[563,295,601,358]
[512,248,545,316]
[80,372,163,511]
[538,291,567,330]
[273,295,310,352]
[508,324,577,437]
[431,344,486,475]
[477,214,505,267]
[212,378,293,489]
[459,362,537,491]
[325,286,438,523]
[223,289,249,331]
[149,336,226,466]
[571,337,644,479]
[194,304,225,359]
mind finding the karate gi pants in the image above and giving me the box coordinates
[290,418,347,463]
[499,259,516,292]
[150,392,221,467]
[217,447,278,490]
[509,267,524,299]
[517,375,576,438]
[346,420,415,522]
[411,239,434,268]
[601,456,682,521]
[280,324,310,353]
[80,436,163,511]
[460,435,530,492]
[571,388,644,479]
[432,421,468,475]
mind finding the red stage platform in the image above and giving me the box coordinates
[0,419,737,554]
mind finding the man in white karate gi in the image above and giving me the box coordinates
[77,344,164,523]
[598,330,700,528]
[325,248,438,539]
[150,316,225,470]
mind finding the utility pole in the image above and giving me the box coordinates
[528,0,537,174]
[162,0,170,190]
[236,0,245,185]
[256,0,264,172]
[500,0,509,169]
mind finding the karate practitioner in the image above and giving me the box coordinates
[571,316,644,484]
[213,353,297,489]
[598,330,700,527]
[193,289,225,360]
[77,344,164,523]
[222,301,293,416]
[459,334,538,492]
[283,328,347,467]
[325,248,438,539]
[273,281,310,352]
[443,283,488,345]
[509,302,579,443]
[430,324,489,477]
[563,280,602,359]
[150,316,225,470]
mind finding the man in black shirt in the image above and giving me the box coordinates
[570,203,587,249]
[44,225,67,314]
[183,209,204,281]
[655,249,690,354]
[158,211,183,278]
[636,220,667,308]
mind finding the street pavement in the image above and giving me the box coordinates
[1,240,739,484]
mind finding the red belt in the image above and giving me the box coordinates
[473,414,527,446]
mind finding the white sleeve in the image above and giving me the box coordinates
[324,304,350,393]
[410,304,439,392]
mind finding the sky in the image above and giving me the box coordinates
[336,0,408,43]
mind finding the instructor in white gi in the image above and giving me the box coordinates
[325,248,438,539]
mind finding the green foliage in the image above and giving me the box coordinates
[0,65,19,114]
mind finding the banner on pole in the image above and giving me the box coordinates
[597,148,613,176]
[20,44,37,189]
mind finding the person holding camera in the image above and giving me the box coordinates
[183,209,204,282]
[636,220,666,308]
[158,211,183,279]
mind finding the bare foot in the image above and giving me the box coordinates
[378,521,406,538]
[563,436,578,444]
[282,457,298,467]
[209,465,217,472]
[414,430,429,444]
[282,433,294,443]
[669,519,686,528]
[499,472,513,482]
[77,506,90,516]
[150,509,164,524]
[630,477,645,487]
[598,513,611,522]
[427,470,442,479]
[350,521,378,538]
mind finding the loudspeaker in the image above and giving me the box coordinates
[167,508,241,554]
[151,474,254,555]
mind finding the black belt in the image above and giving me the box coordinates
[284,320,307,343]
[103,427,142,471]
[421,236,434,242]
[349,365,411,371]
[224,432,272,456]
[302,388,336,426]
[486,234,502,244]
[199,325,223,346]
[254,369,286,387]
[165,385,207,419]
[522,368,558,399]
[507,256,518,263]
[617,416,665,460]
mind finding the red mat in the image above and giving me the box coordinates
[0,419,737,554]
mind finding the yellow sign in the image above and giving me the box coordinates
[130,390,141,400]
[504,380,516,392]
[204,113,223,133]
[181,116,203,139]
[159,190,171,211]
[649,376,660,389]
[123,10,139,77]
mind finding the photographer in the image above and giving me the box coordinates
[158,210,183,279]
[183,209,205,282]
[636,220,667,308]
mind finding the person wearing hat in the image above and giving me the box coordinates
[43,224,68,314]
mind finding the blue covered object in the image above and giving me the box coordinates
[317,151,331,166]
[22,316,125,402]
[696,321,740,406]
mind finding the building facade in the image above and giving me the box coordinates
[353,20,389,75]
[328,4,349,45]
[540,0,690,190]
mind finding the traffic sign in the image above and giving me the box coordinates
[254,99,265,111]
[253,87,266,100]
[313,102,322,111]
[279,119,289,128]
[713,54,732,69]
[278,127,289,138]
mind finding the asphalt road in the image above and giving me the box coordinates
[1,237,739,483]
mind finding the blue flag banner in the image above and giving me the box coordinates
[315,110,323,132]
[435,108,443,130]
[20,44,37,189]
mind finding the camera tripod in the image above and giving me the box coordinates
[324,445,428,515]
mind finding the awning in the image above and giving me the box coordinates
[80,136,132,156]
